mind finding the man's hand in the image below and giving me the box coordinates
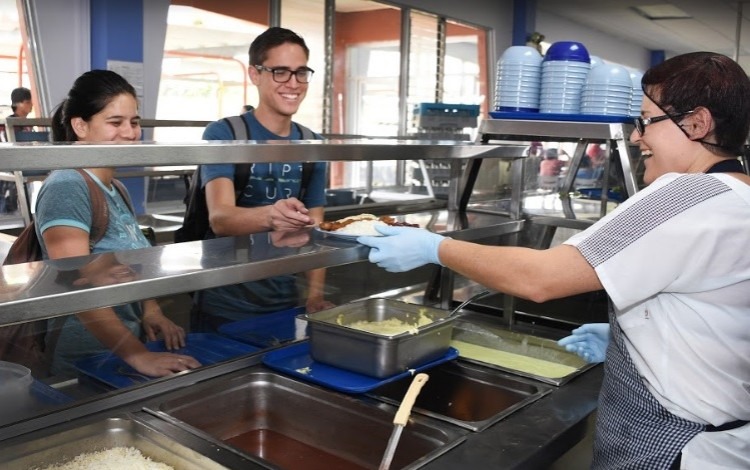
[270,228,310,247]
[268,197,313,230]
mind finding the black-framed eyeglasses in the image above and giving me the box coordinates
[253,65,314,83]
[633,110,694,136]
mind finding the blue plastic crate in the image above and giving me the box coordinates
[415,103,480,129]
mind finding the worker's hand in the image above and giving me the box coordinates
[358,225,445,272]
[557,323,610,363]
[269,197,312,230]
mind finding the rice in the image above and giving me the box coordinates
[35,447,174,470]
[334,219,386,236]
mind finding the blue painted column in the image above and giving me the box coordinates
[90,0,147,216]
[650,50,666,67]
[512,0,537,46]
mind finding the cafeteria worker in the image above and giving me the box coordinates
[358,52,750,469]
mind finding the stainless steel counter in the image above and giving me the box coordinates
[0,139,527,171]
[0,210,523,325]
[0,350,602,469]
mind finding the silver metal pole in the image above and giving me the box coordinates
[398,9,411,137]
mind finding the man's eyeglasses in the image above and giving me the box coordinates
[633,110,694,136]
[253,65,314,83]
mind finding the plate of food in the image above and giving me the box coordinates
[316,213,418,240]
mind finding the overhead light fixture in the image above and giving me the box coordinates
[631,4,692,20]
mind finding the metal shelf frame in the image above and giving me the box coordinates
[475,118,640,222]
[1,118,213,226]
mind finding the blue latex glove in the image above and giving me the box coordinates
[557,323,610,363]
[357,225,445,272]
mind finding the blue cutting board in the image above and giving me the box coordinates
[75,333,259,389]
[262,342,458,394]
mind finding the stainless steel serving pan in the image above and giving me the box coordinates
[452,313,595,386]
[301,298,455,378]
[0,415,229,469]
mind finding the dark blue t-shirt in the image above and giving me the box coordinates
[197,112,327,323]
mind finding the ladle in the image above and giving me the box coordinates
[378,373,429,470]
[448,289,493,318]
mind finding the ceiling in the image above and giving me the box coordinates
[537,0,750,71]
[1,1,749,71]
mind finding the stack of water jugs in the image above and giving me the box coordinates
[494,40,643,118]
[539,41,591,114]
[629,71,644,116]
[494,45,543,112]
[580,61,632,116]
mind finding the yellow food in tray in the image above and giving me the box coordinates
[451,339,577,378]
[338,311,434,336]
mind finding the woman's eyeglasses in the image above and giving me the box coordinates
[633,110,694,136]
[253,65,314,84]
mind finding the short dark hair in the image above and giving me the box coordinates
[11,87,31,104]
[51,70,137,142]
[641,52,750,156]
[248,27,309,66]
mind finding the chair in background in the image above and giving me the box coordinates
[3,117,52,226]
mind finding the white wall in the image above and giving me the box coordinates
[533,10,649,71]
[19,0,90,116]
[392,0,652,72]
[142,0,170,121]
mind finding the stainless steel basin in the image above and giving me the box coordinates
[0,416,228,470]
[156,368,466,470]
[369,361,553,431]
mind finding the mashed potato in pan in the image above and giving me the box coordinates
[338,311,434,335]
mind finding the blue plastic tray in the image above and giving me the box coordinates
[218,307,306,347]
[262,342,459,394]
[32,380,73,405]
[75,333,259,389]
[489,111,633,123]
[577,187,626,202]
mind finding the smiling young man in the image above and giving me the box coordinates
[194,27,332,330]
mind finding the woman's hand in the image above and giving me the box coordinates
[126,351,201,377]
[306,296,335,313]
[141,300,186,350]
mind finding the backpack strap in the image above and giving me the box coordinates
[223,115,249,140]
[75,169,135,249]
[294,123,317,200]
[294,122,316,140]
[223,115,252,198]
[299,162,315,200]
